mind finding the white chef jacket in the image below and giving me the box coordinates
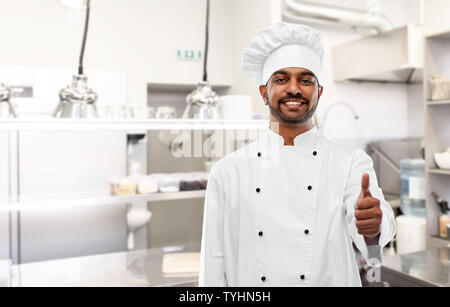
[199,125,396,287]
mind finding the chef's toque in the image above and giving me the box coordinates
[242,22,324,85]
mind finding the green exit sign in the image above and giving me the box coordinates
[177,49,202,61]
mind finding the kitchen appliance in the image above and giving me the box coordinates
[0,83,17,118]
[182,0,220,120]
[183,81,220,120]
[53,74,98,118]
[333,24,423,83]
[282,0,393,33]
[53,0,99,118]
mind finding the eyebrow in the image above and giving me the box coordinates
[272,70,315,78]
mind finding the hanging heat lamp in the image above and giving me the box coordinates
[0,83,17,118]
[182,0,220,120]
[53,0,98,118]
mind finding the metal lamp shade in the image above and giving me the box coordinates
[53,75,98,118]
[183,81,220,120]
[0,83,17,118]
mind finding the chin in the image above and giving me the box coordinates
[280,118,305,125]
[281,113,305,121]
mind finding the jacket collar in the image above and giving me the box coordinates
[265,124,320,147]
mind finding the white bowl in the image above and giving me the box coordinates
[434,152,450,169]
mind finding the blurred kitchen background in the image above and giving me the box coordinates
[0,0,450,287]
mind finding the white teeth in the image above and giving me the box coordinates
[284,101,303,106]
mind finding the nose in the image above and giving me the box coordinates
[285,79,302,96]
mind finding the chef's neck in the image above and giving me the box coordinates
[269,119,314,146]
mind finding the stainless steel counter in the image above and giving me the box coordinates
[12,244,449,287]
[8,244,200,287]
[381,247,450,287]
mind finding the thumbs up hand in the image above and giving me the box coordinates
[355,173,382,245]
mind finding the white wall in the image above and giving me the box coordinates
[407,83,425,137]
[0,0,233,107]
[406,0,423,24]
[227,0,281,117]
[423,0,450,31]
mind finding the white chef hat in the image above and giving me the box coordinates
[242,22,324,85]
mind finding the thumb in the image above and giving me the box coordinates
[360,173,371,198]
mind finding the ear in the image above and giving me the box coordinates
[318,85,324,99]
[259,85,268,105]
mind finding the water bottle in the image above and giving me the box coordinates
[400,159,426,217]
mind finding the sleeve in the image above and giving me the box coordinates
[343,149,397,265]
[198,166,228,287]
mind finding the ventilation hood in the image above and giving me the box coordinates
[283,0,394,33]
[333,24,424,83]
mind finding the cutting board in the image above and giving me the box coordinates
[162,252,200,276]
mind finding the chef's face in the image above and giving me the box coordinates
[259,67,323,125]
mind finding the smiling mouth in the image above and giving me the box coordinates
[280,100,308,108]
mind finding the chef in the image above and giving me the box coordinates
[199,22,396,287]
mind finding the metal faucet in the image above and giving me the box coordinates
[316,102,401,175]
[315,102,359,133]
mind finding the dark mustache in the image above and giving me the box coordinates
[278,93,309,104]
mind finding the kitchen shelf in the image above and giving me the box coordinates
[428,235,450,248]
[429,235,450,242]
[424,29,450,245]
[426,100,450,106]
[427,168,450,176]
[426,28,450,40]
[0,118,269,132]
[0,190,206,213]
